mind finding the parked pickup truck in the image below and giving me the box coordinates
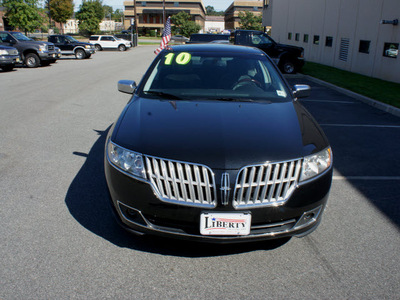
[0,31,58,68]
[48,35,95,59]
[231,30,304,74]
[187,30,304,74]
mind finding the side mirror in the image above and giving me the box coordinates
[118,80,137,94]
[293,84,311,99]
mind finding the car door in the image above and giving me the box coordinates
[100,36,116,49]
[0,32,20,52]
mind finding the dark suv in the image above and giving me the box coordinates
[48,35,95,59]
[0,31,58,67]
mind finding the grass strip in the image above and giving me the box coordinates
[301,62,400,108]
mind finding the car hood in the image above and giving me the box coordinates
[112,97,328,170]
[75,41,93,46]
[20,40,53,46]
[0,44,17,50]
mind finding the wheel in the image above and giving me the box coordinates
[41,61,51,66]
[75,49,85,59]
[85,54,91,59]
[24,53,40,68]
[280,60,296,74]
[118,44,126,51]
[1,65,14,72]
[95,44,102,51]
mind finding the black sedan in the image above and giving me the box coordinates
[105,44,333,243]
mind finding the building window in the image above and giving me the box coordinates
[359,40,370,54]
[339,38,350,61]
[174,2,179,6]
[288,32,292,40]
[325,36,333,47]
[303,34,309,43]
[141,1,146,6]
[295,33,300,41]
[313,35,320,45]
[253,6,259,11]
[383,43,399,58]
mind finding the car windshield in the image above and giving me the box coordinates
[65,36,79,42]
[12,32,32,41]
[141,50,291,102]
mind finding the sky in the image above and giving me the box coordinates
[73,0,233,12]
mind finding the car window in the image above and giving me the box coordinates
[65,36,78,42]
[89,36,98,41]
[11,32,32,41]
[252,33,272,45]
[0,33,15,43]
[141,50,290,102]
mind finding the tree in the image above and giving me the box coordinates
[205,5,224,16]
[48,0,74,34]
[171,11,201,37]
[103,5,113,20]
[3,0,44,33]
[76,0,103,36]
[112,9,124,22]
[238,11,263,31]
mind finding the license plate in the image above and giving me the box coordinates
[200,212,251,236]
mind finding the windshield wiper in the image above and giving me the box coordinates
[144,91,182,100]
[215,97,272,104]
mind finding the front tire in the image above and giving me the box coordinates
[24,53,40,68]
[280,59,296,74]
[75,49,85,59]
[118,44,126,51]
[95,44,102,51]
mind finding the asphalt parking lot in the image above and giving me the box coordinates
[1,46,399,299]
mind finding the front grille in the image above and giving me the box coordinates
[233,159,302,208]
[145,156,217,208]
[48,45,54,51]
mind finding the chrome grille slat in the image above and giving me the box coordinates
[233,159,302,208]
[146,156,216,208]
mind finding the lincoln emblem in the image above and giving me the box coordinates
[220,173,231,206]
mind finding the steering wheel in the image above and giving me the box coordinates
[232,77,263,90]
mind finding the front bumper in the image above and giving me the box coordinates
[38,51,59,61]
[84,48,96,55]
[0,54,20,66]
[105,155,332,243]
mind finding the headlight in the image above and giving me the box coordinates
[85,45,91,49]
[300,147,332,182]
[0,49,8,55]
[38,45,47,52]
[107,140,146,179]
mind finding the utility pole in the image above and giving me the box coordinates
[133,0,138,33]
[163,0,165,26]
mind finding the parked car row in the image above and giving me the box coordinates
[0,31,132,72]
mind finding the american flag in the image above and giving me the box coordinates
[154,17,172,55]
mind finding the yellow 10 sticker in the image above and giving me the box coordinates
[164,52,191,65]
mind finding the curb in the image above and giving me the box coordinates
[285,74,400,118]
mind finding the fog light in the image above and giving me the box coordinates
[294,206,322,230]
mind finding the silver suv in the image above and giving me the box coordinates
[89,35,132,51]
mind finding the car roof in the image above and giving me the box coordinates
[167,43,266,56]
